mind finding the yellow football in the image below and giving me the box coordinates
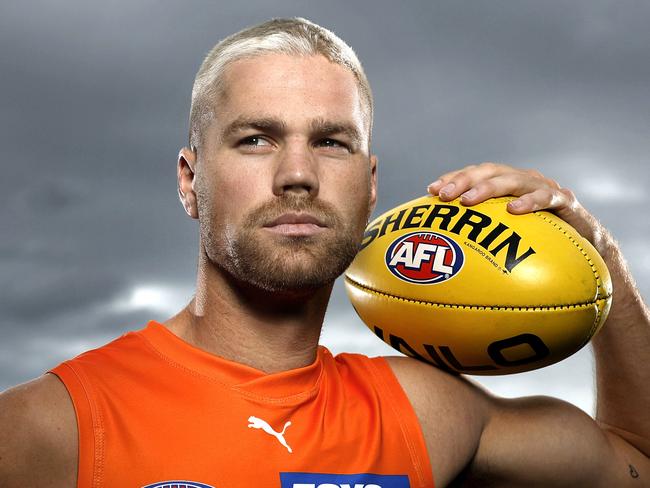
[344,195,612,375]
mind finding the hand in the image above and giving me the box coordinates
[426,162,606,251]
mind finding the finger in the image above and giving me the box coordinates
[427,163,504,195]
[507,188,569,214]
[429,162,511,200]
[458,172,548,205]
[427,168,471,195]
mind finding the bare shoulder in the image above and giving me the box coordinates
[0,373,77,487]
[383,355,491,486]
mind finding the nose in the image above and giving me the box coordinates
[272,141,319,197]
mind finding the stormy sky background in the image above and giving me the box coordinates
[1,1,649,415]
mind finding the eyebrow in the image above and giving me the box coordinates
[220,116,287,141]
[310,117,363,150]
[220,115,364,150]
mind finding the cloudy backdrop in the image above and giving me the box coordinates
[1,0,649,415]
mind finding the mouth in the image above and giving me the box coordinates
[262,212,328,236]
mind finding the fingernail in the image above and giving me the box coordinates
[461,188,477,201]
[509,199,522,208]
[428,179,443,189]
[439,183,455,197]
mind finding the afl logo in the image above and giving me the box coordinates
[142,482,214,488]
[385,231,464,284]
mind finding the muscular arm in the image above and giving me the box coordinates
[0,374,77,487]
[422,163,650,486]
[460,395,648,487]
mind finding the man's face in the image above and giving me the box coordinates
[192,53,377,294]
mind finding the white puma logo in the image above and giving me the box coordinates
[247,415,293,453]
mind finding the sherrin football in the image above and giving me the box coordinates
[344,195,612,375]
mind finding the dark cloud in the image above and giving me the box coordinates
[0,267,122,322]
[0,307,158,389]
[1,0,648,404]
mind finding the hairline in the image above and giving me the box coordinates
[188,18,374,153]
[202,54,370,150]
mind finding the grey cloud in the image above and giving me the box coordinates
[0,307,156,390]
[1,0,648,406]
[0,265,123,322]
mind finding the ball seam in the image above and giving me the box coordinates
[532,212,604,293]
[344,275,611,311]
[531,211,608,339]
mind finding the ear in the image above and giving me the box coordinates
[177,147,199,219]
[368,154,378,215]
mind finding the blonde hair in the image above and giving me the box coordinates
[188,17,373,150]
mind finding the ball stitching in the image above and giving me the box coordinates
[532,212,609,339]
[345,275,610,312]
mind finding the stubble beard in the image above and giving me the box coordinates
[201,194,369,295]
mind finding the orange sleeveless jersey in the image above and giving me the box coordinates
[48,321,434,488]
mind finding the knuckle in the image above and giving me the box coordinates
[561,187,576,200]
[550,191,565,207]
[479,161,500,171]
[528,192,546,211]
[536,188,561,209]
[475,180,496,195]
[453,173,472,186]
[514,194,534,211]
[437,171,456,181]
[525,168,545,179]
[560,187,579,208]
[544,189,558,204]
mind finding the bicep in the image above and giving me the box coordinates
[460,395,649,487]
[0,374,77,487]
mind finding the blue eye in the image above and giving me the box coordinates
[240,136,271,146]
[318,138,348,150]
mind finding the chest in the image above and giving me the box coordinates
[94,386,425,487]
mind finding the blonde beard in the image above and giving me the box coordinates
[200,193,370,293]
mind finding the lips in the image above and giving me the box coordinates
[264,213,327,228]
[262,212,328,237]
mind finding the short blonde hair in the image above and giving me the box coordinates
[188,17,373,150]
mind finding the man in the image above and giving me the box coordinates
[0,17,648,487]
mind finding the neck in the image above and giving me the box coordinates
[165,249,333,374]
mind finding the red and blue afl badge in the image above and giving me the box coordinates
[385,231,464,284]
[142,482,214,488]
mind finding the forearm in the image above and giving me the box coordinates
[589,228,650,456]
